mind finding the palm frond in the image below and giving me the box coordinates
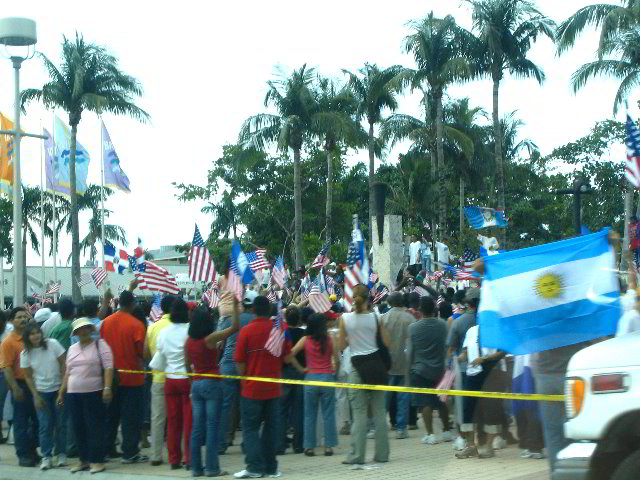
[556,3,620,55]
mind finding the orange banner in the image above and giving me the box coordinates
[0,112,14,195]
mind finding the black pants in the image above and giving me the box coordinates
[279,384,303,452]
[515,409,544,452]
[106,386,144,459]
[68,392,106,464]
[11,380,39,461]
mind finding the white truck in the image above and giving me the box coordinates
[553,331,640,480]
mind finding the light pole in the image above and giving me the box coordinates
[0,18,46,305]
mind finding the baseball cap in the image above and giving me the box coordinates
[33,308,52,325]
[244,290,258,307]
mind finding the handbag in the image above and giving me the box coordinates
[96,340,118,392]
[350,313,391,386]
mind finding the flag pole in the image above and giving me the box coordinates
[100,119,105,270]
[52,113,57,302]
[40,117,46,300]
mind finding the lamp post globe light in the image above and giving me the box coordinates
[0,17,37,305]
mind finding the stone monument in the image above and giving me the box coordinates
[371,215,403,288]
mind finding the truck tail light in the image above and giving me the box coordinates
[566,377,585,419]
[591,374,629,394]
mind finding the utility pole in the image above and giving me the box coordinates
[555,178,593,235]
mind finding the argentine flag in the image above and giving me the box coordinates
[478,230,620,355]
[464,206,508,229]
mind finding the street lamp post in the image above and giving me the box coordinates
[555,177,593,235]
[0,18,47,305]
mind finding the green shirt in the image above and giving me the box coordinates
[49,319,73,351]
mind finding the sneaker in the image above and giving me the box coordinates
[57,454,67,467]
[40,457,52,471]
[366,430,375,439]
[421,434,439,445]
[408,425,418,430]
[339,423,351,436]
[233,470,263,479]
[440,431,455,443]
[529,452,545,460]
[455,446,478,459]
[122,454,149,464]
[453,436,467,451]
[478,447,496,459]
[267,473,282,478]
[520,449,532,459]
[395,430,408,439]
[492,437,507,450]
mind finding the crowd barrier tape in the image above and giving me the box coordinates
[118,369,565,402]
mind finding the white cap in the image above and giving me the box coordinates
[244,290,258,306]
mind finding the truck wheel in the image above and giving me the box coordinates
[612,450,640,480]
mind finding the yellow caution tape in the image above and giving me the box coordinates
[118,369,565,402]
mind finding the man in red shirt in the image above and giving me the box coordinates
[100,290,147,464]
[234,296,303,479]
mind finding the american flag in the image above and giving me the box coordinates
[266,289,277,303]
[369,272,379,285]
[413,285,429,297]
[150,294,163,322]
[436,295,445,306]
[246,249,270,272]
[325,275,336,295]
[311,242,330,268]
[309,283,332,313]
[372,285,389,304]
[202,287,220,308]
[265,301,286,357]
[343,242,363,311]
[135,261,180,294]
[228,258,245,301]
[456,248,478,280]
[77,273,92,288]
[46,281,62,295]
[271,256,285,289]
[91,267,107,288]
[188,225,216,282]
[626,115,640,188]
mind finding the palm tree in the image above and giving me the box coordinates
[399,13,473,239]
[311,77,365,247]
[72,207,127,266]
[239,65,317,268]
[556,0,640,56]
[467,0,555,246]
[21,33,149,302]
[21,186,49,296]
[343,63,403,239]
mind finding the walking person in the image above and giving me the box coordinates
[144,294,176,466]
[233,295,305,479]
[381,292,414,439]
[21,323,67,470]
[1,307,39,467]
[408,296,454,445]
[290,313,339,457]
[151,297,192,470]
[58,318,114,474]
[339,284,390,465]
[100,290,148,464]
[186,302,240,477]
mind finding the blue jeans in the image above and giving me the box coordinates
[303,373,337,449]
[241,397,279,475]
[534,373,568,471]
[36,391,67,458]
[386,375,409,431]
[12,380,38,460]
[190,379,222,476]
[0,374,8,426]
[219,378,239,450]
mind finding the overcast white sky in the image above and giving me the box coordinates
[0,0,631,268]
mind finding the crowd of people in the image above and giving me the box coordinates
[0,242,636,478]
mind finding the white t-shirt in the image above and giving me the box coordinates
[20,338,65,392]
[154,323,189,379]
[435,241,450,265]
[42,313,62,338]
[0,323,14,343]
[616,309,640,337]
[463,325,502,376]
[409,241,422,265]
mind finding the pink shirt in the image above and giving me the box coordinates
[66,339,113,393]
[304,337,334,374]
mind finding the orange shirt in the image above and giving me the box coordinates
[0,332,25,380]
[100,311,146,387]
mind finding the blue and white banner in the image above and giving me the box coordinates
[478,230,620,354]
[464,206,508,229]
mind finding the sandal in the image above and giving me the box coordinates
[304,449,315,457]
[324,448,333,457]
[71,464,90,473]
[90,464,106,474]
[455,446,478,459]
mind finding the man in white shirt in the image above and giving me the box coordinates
[435,241,450,267]
[408,235,422,276]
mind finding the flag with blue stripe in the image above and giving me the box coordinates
[477,230,620,355]
[464,206,508,229]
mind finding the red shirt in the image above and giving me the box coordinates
[186,337,219,381]
[234,317,291,400]
[304,337,334,374]
[100,311,145,387]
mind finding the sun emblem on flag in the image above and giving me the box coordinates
[535,272,564,299]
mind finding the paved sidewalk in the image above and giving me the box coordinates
[0,430,549,480]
